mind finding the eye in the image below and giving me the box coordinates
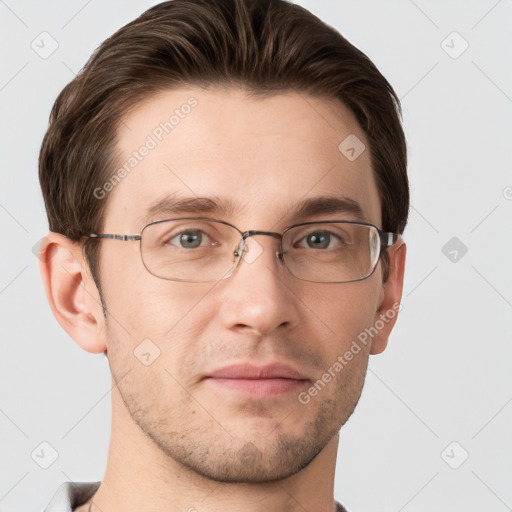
[168,229,215,249]
[295,230,345,250]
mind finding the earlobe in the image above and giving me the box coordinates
[369,240,407,355]
[38,232,107,354]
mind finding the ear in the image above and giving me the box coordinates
[37,232,107,354]
[369,240,406,355]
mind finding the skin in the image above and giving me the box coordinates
[40,86,406,512]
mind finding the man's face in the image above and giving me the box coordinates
[97,87,387,482]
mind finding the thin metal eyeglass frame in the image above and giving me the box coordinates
[86,217,400,284]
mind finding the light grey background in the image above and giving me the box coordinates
[1,0,511,510]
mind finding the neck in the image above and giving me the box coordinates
[88,384,340,512]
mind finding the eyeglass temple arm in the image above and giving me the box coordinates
[380,232,400,248]
[87,234,141,241]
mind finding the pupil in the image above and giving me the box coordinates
[181,231,201,248]
[308,232,329,249]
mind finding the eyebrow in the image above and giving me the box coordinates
[140,193,367,226]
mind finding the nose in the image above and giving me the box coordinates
[217,235,301,337]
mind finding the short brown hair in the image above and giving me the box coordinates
[39,0,409,294]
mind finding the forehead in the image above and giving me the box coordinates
[104,87,381,231]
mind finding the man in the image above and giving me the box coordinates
[38,0,408,510]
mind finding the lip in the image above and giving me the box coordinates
[204,363,309,398]
[206,362,306,380]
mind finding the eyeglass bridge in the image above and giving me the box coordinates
[234,230,284,260]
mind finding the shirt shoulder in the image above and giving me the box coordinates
[335,500,350,512]
[43,481,100,512]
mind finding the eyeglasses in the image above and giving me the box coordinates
[86,218,399,283]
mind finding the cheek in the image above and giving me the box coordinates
[305,280,381,344]
[100,242,208,336]
[100,263,218,385]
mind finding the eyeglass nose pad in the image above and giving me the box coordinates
[233,238,246,259]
